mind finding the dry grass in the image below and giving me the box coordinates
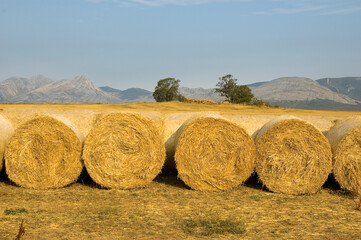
[1,101,360,115]
[354,197,361,211]
[1,173,361,239]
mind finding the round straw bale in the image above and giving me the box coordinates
[0,115,14,171]
[163,112,211,175]
[82,112,166,189]
[5,115,83,189]
[174,115,256,191]
[325,117,361,194]
[255,116,332,195]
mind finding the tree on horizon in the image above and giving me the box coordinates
[153,78,185,102]
[215,74,254,104]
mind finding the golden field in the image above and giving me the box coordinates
[0,102,361,240]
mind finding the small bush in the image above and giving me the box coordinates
[250,195,261,201]
[177,94,187,102]
[4,208,28,215]
[182,98,217,104]
[182,216,246,236]
[249,98,272,107]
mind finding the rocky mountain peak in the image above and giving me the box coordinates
[0,75,54,101]
[9,75,122,103]
[74,74,91,82]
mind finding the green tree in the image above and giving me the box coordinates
[215,74,238,101]
[232,85,254,103]
[153,78,185,102]
[215,74,254,103]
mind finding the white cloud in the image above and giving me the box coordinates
[320,6,361,15]
[86,0,249,6]
[85,0,361,15]
[256,5,327,15]
[255,0,361,15]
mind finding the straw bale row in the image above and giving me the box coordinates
[0,112,360,195]
[1,112,166,189]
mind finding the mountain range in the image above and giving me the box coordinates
[0,75,360,110]
[249,77,361,110]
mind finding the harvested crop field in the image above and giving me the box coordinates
[0,102,361,239]
[1,175,361,240]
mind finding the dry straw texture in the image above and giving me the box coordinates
[83,112,166,189]
[325,117,361,194]
[5,115,83,189]
[163,112,214,174]
[0,115,14,171]
[255,116,332,195]
[174,115,256,191]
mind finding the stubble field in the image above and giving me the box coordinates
[0,102,361,239]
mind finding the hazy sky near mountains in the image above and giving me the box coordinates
[0,0,360,90]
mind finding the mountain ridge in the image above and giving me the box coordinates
[100,86,154,102]
[249,77,361,110]
[0,75,54,102]
[10,75,121,103]
[0,75,360,110]
[316,77,361,101]
[250,77,359,105]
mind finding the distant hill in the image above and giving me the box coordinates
[11,75,121,103]
[0,75,53,102]
[178,87,225,102]
[249,77,361,110]
[271,99,361,111]
[247,81,267,88]
[317,77,361,101]
[250,77,358,104]
[100,86,154,102]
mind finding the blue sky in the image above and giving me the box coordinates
[0,0,360,90]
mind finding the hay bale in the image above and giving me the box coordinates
[174,115,256,191]
[5,115,83,189]
[255,116,332,195]
[325,117,361,194]
[0,115,14,171]
[163,112,212,175]
[82,112,166,189]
